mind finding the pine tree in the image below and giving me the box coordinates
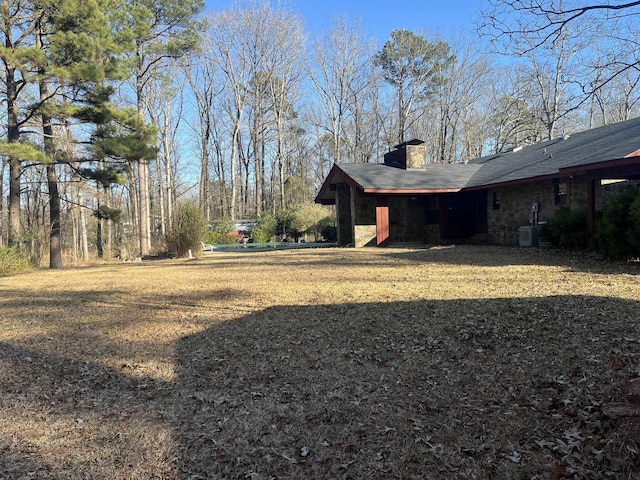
[125,0,203,256]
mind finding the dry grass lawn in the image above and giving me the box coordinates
[0,245,639,479]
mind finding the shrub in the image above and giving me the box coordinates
[166,202,205,257]
[251,212,277,243]
[596,186,640,260]
[204,219,237,245]
[320,224,337,243]
[291,203,333,241]
[0,247,33,276]
[203,230,237,245]
[276,208,301,241]
[543,206,589,250]
[629,195,640,250]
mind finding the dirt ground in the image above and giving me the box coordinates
[0,245,639,479]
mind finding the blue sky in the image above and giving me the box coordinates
[204,0,486,43]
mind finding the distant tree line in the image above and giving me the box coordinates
[2,0,640,266]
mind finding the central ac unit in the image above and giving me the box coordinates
[519,226,539,247]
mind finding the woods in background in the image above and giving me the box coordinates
[2,0,640,266]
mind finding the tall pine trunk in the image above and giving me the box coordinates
[7,63,21,247]
[37,22,63,269]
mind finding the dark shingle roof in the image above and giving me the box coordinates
[316,117,640,203]
[466,116,640,187]
[337,163,482,192]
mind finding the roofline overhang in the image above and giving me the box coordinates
[557,155,640,176]
[464,154,640,191]
[315,152,640,203]
[463,173,560,191]
[314,163,463,203]
[362,188,461,194]
[314,163,359,204]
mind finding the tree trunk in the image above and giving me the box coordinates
[155,154,166,237]
[136,66,151,257]
[46,165,63,268]
[127,166,139,246]
[230,109,241,221]
[7,68,21,247]
[96,217,104,258]
[138,158,151,256]
[36,16,63,268]
[163,121,176,233]
[0,160,5,248]
[79,208,89,261]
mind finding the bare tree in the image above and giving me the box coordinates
[480,0,640,101]
[126,0,202,256]
[421,34,492,163]
[146,72,184,236]
[207,2,306,217]
[208,7,251,220]
[308,17,377,164]
[183,44,222,222]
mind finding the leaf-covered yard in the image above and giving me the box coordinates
[1,246,639,479]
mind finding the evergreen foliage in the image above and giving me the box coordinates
[596,186,640,260]
[251,213,278,243]
[94,205,122,223]
[203,218,237,245]
[289,203,333,241]
[0,247,33,276]
[249,206,333,243]
[320,224,338,243]
[375,29,453,143]
[544,206,590,250]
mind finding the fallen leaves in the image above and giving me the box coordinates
[0,246,639,479]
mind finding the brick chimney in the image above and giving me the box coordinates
[383,139,426,169]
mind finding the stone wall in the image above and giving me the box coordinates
[353,194,376,247]
[487,176,599,244]
[354,225,377,247]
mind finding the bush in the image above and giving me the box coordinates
[276,208,301,241]
[166,202,205,257]
[320,224,337,243]
[203,230,238,245]
[629,195,640,249]
[0,247,33,276]
[544,206,589,250]
[291,203,333,241]
[596,186,640,260]
[204,219,238,245]
[251,213,277,243]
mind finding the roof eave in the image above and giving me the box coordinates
[463,173,560,191]
[314,163,365,204]
[558,155,640,176]
[362,188,461,194]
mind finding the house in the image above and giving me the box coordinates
[315,118,640,247]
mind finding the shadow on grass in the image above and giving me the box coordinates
[172,295,640,479]
[2,295,639,478]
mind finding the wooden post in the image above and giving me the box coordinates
[376,196,390,247]
[587,176,597,250]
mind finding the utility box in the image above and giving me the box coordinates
[519,226,539,247]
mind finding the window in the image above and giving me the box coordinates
[492,192,501,210]
[554,179,567,205]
